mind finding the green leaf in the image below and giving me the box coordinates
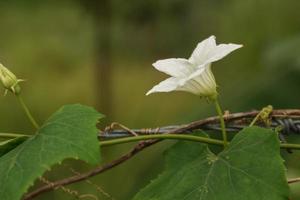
[0,137,28,157]
[134,127,289,200]
[0,104,103,200]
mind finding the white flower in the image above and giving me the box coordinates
[146,35,242,99]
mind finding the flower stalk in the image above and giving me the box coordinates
[17,95,39,130]
[213,98,228,148]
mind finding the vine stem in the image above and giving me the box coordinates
[214,98,228,148]
[249,114,260,127]
[0,132,29,138]
[100,134,224,147]
[16,95,39,130]
[280,143,300,149]
[100,134,300,150]
[1,131,300,150]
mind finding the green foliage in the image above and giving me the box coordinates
[0,104,103,200]
[134,127,289,200]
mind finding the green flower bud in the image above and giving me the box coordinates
[0,63,23,95]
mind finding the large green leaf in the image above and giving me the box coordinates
[134,127,289,200]
[0,104,103,200]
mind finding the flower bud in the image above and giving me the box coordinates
[0,63,22,95]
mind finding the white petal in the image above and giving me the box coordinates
[189,36,243,66]
[153,58,195,77]
[178,65,217,97]
[146,65,217,97]
[188,35,217,65]
[146,77,180,95]
[205,43,243,64]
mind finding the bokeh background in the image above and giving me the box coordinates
[0,0,300,199]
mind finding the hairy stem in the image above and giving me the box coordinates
[214,98,228,148]
[17,95,39,130]
[100,134,224,147]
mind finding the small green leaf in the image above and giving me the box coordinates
[0,104,103,200]
[0,137,28,157]
[134,127,289,200]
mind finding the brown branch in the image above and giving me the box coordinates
[23,109,300,200]
[288,177,300,184]
[23,140,159,200]
[171,109,300,133]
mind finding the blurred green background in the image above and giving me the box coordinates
[1,0,300,199]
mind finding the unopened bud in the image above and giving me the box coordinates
[0,63,23,95]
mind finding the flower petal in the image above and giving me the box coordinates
[147,65,218,97]
[205,43,243,64]
[188,35,217,65]
[178,64,217,97]
[189,36,243,66]
[153,58,195,77]
[146,77,180,95]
